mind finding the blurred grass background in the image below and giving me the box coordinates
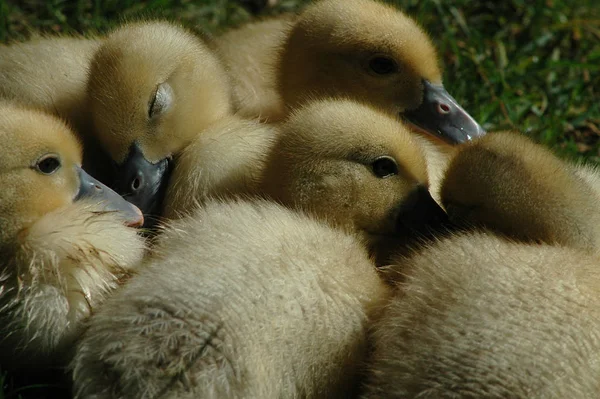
[0,0,598,397]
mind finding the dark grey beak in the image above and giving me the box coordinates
[404,80,486,144]
[112,142,171,227]
[75,166,144,228]
[396,185,450,237]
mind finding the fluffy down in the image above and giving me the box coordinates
[72,199,390,399]
[363,232,600,398]
[0,200,145,368]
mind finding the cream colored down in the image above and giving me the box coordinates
[215,16,295,121]
[72,199,391,399]
[162,116,277,219]
[363,232,600,399]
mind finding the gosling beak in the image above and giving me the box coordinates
[112,142,171,227]
[403,80,486,144]
[396,185,449,238]
[75,166,144,228]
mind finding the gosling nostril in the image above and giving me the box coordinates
[94,184,102,191]
[131,176,142,192]
[437,102,451,115]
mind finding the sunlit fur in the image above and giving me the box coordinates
[573,161,600,201]
[363,232,600,398]
[88,21,232,164]
[259,98,433,260]
[0,103,145,369]
[162,117,278,219]
[72,199,390,399]
[216,0,441,122]
[0,36,100,134]
[441,131,600,251]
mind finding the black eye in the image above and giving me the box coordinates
[372,156,398,178]
[369,56,398,75]
[36,155,61,175]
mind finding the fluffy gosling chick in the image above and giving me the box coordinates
[87,21,232,223]
[363,232,600,399]
[217,0,484,144]
[72,199,391,399]
[0,102,145,370]
[440,131,600,251]
[260,98,449,263]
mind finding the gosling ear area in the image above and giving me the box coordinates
[111,142,172,227]
[404,80,486,144]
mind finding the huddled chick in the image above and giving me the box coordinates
[260,98,449,263]
[86,21,232,221]
[0,102,145,371]
[216,0,484,146]
[362,131,600,398]
[441,131,600,251]
[364,233,600,399]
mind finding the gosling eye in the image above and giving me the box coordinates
[35,154,62,175]
[148,82,174,119]
[372,156,398,178]
[368,56,398,75]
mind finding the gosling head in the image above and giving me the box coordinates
[0,103,143,242]
[87,21,232,224]
[278,0,484,144]
[441,131,600,251]
[0,102,144,365]
[261,98,449,262]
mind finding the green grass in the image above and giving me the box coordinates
[0,0,598,397]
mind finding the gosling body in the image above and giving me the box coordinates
[73,199,391,398]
